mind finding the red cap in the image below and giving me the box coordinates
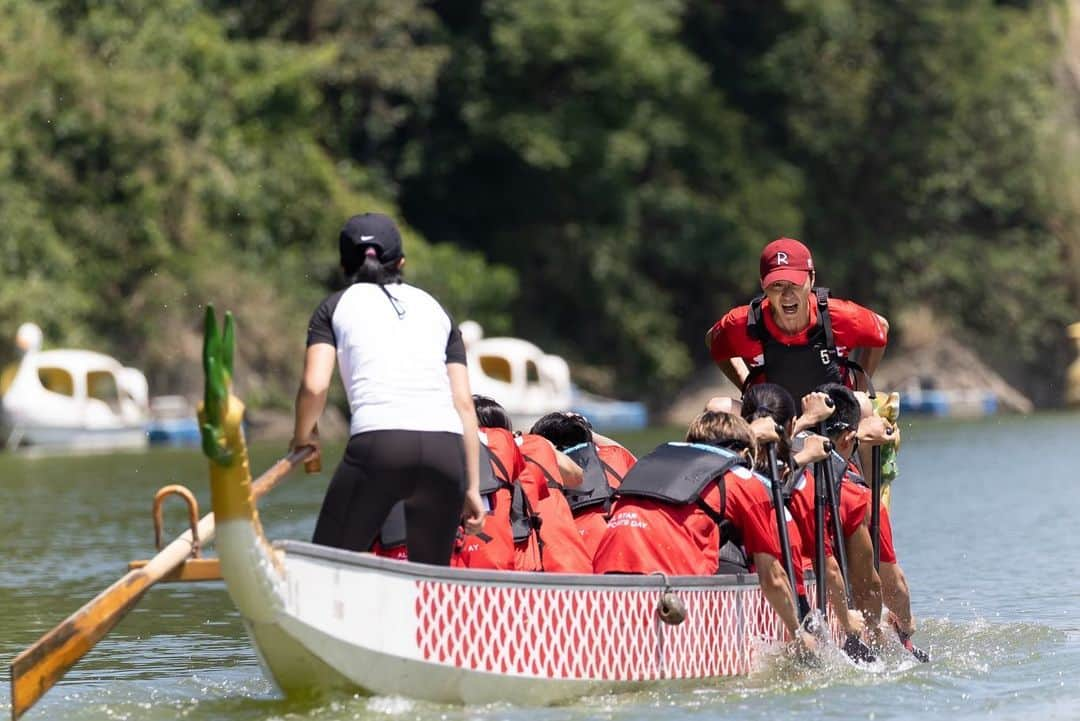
[759,237,813,286]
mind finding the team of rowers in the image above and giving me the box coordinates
[292,216,915,660]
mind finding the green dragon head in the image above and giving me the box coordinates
[201,305,236,466]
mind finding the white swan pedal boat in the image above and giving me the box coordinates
[222,535,786,704]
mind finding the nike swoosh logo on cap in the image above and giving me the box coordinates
[360,235,375,241]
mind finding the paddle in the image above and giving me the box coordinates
[820,442,875,663]
[891,617,931,663]
[868,426,928,662]
[765,441,799,614]
[8,446,315,721]
[812,453,829,621]
[871,445,882,569]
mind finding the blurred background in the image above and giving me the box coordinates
[2,0,1080,429]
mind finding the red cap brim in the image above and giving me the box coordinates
[761,268,810,287]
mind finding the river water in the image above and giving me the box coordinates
[2,412,1078,721]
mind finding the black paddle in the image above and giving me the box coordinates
[766,441,799,614]
[821,428,875,664]
[812,453,829,621]
[892,617,931,662]
[871,439,930,663]
[871,445,882,569]
[807,399,835,624]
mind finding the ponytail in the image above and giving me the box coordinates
[345,248,403,286]
[740,383,796,473]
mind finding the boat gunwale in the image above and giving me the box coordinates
[274,539,765,589]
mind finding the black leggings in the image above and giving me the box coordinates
[312,430,467,565]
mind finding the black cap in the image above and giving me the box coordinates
[339,213,404,268]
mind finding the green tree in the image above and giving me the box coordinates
[402,0,802,397]
[686,0,1071,402]
[0,0,515,405]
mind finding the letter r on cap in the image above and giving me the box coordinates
[776,251,789,265]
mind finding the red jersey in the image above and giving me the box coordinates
[786,466,834,569]
[372,541,408,561]
[451,486,516,570]
[592,465,781,576]
[838,479,898,561]
[574,510,610,559]
[837,460,896,563]
[596,444,636,487]
[790,460,882,566]
[839,478,871,539]
[878,503,897,564]
[706,297,887,379]
[783,510,808,596]
[570,443,637,557]
[518,434,593,573]
[451,427,543,571]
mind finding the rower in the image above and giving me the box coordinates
[740,383,870,655]
[453,396,543,570]
[529,411,637,557]
[592,411,815,656]
[706,237,889,402]
[515,428,594,573]
[811,383,918,650]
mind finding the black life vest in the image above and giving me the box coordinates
[827,450,868,488]
[783,452,851,503]
[378,442,537,548]
[780,463,804,503]
[560,442,616,514]
[615,442,748,549]
[718,539,751,574]
[744,287,871,401]
[376,502,408,550]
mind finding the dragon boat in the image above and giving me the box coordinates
[199,309,789,704]
[7,308,914,721]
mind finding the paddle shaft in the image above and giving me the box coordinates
[871,445,882,570]
[867,445,927,661]
[9,447,313,721]
[812,457,828,618]
[766,443,800,614]
[821,453,853,602]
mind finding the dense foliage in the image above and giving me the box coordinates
[0,0,1074,407]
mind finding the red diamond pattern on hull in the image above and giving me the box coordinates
[415,580,786,681]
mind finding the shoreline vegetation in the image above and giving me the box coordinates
[2,1,1078,414]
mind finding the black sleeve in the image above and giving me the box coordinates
[446,325,466,365]
[306,291,343,348]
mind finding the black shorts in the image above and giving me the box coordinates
[312,429,467,565]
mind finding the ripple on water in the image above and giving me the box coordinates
[4,614,1077,721]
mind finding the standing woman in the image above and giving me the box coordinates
[291,212,484,565]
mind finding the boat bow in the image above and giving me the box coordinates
[199,308,283,624]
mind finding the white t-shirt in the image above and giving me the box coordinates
[306,282,466,436]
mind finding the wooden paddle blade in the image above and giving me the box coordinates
[9,569,152,720]
[8,447,312,720]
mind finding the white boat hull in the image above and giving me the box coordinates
[244,541,785,704]
[1,421,147,451]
